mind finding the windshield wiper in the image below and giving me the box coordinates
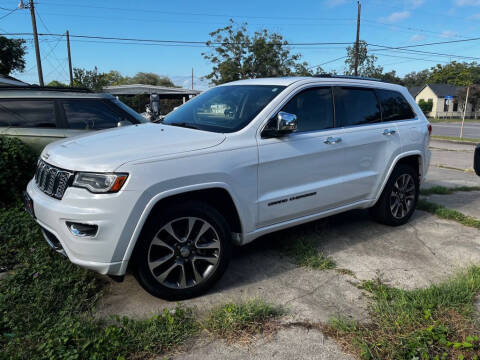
[166,122,200,130]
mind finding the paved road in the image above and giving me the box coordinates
[431,121,480,138]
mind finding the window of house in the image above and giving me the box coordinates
[334,87,381,127]
[0,100,56,128]
[376,89,416,121]
[453,101,458,112]
[444,99,449,112]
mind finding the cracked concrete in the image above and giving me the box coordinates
[423,191,480,220]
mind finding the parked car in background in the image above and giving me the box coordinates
[0,86,146,152]
[475,144,480,176]
[25,76,431,300]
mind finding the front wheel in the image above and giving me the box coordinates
[370,164,419,226]
[135,201,232,300]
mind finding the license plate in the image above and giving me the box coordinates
[23,191,35,219]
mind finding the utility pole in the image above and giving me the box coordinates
[66,30,73,86]
[19,0,44,86]
[353,1,361,77]
[191,68,194,90]
[460,85,470,139]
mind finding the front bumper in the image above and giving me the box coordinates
[26,179,139,275]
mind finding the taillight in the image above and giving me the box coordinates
[427,124,432,136]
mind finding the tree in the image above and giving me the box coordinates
[378,70,404,85]
[0,36,27,75]
[73,66,108,91]
[128,72,177,87]
[344,40,383,78]
[418,99,433,114]
[47,80,67,87]
[403,69,431,88]
[203,20,316,85]
[457,85,480,119]
[428,62,480,86]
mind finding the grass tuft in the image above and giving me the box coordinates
[420,185,480,196]
[417,199,480,230]
[0,204,199,359]
[204,300,284,342]
[279,233,336,270]
[431,135,480,144]
[325,267,480,360]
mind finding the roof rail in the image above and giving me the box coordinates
[313,74,384,82]
[0,85,93,93]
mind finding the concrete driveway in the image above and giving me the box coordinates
[96,139,480,360]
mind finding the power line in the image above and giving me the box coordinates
[0,8,17,21]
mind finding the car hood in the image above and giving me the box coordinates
[42,123,226,172]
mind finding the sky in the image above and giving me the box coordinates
[2,0,480,90]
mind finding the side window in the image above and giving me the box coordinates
[62,100,125,130]
[376,89,416,121]
[334,87,381,127]
[280,87,333,132]
[0,100,56,128]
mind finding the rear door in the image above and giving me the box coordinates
[332,86,402,202]
[0,98,64,153]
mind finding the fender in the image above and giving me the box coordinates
[115,181,244,274]
[372,150,424,205]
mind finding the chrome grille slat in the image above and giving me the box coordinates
[35,160,73,200]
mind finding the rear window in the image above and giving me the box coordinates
[0,100,56,128]
[376,89,416,121]
[62,100,128,130]
[334,87,381,127]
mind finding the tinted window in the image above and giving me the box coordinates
[376,89,416,121]
[281,87,333,132]
[0,100,56,128]
[163,85,285,133]
[334,87,381,127]
[63,100,127,130]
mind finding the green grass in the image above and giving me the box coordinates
[420,185,480,196]
[325,267,480,360]
[279,233,336,270]
[428,118,479,123]
[417,199,480,230]
[0,203,199,359]
[204,300,284,341]
[431,135,480,144]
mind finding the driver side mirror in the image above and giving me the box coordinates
[262,111,298,138]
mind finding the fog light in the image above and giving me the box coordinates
[66,222,98,237]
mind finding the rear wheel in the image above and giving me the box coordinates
[370,164,419,226]
[135,201,232,300]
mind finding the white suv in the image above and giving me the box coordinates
[25,76,431,300]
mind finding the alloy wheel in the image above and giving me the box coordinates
[147,217,221,289]
[389,173,416,219]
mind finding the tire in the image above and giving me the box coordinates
[134,201,232,300]
[370,164,419,226]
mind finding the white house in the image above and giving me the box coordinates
[410,84,475,119]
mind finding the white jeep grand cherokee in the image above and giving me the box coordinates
[25,76,431,300]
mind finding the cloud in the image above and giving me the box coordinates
[410,34,426,42]
[407,0,424,8]
[380,11,411,23]
[455,0,480,5]
[469,12,480,18]
[440,30,459,38]
[324,0,347,7]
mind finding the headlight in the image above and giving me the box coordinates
[72,172,128,193]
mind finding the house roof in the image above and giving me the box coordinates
[408,86,423,98]
[0,74,29,86]
[426,84,464,98]
[103,84,201,96]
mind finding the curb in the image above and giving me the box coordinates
[430,138,478,146]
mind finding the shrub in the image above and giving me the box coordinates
[0,136,37,206]
[418,99,433,114]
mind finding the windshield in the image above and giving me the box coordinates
[163,85,286,133]
[112,99,148,123]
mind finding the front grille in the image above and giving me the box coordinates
[35,160,74,199]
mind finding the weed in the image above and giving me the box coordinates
[417,199,480,230]
[420,185,480,196]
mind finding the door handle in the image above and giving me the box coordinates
[383,128,396,136]
[324,136,342,144]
